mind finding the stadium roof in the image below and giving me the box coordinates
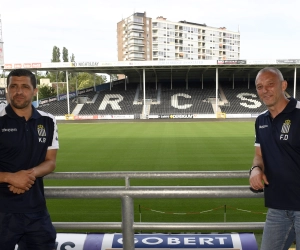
[2,59,300,83]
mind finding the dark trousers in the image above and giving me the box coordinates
[0,210,56,250]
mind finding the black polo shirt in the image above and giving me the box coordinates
[255,98,300,210]
[0,104,59,213]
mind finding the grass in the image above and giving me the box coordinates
[45,120,267,232]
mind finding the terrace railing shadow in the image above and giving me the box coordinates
[45,171,264,250]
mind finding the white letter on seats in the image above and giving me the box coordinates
[99,94,124,110]
[171,93,192,110]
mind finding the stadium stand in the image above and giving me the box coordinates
[37,98,77,116]
[219,81,266,114]
[79,82,143,116]
[36,79,271,117]
[149,83,215,115]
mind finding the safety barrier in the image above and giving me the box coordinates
[45,171,264,250]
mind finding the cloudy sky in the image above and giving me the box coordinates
[1,0,300,63]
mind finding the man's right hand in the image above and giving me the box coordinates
[7,169,36,192]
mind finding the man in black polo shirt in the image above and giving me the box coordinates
[249,67,300,250]
[0,69,59,250]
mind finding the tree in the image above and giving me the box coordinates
[46,46,107,96]
[76,73,106,90]
[62,47,68,62]
[70,53,75,62]
[51,46,60,62]
[37,85,57,100]
[48,46,71,82]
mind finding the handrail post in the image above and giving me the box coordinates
[121,195,135,250]
[125,176,130,188]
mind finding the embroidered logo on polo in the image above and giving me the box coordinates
[1,128,17,132]
[37,124,47,143]
[280,119,291,141]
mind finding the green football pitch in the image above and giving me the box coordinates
[45,120,266,232]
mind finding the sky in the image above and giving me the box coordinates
[1,0,300,64]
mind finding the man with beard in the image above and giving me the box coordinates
[0,69,59,250]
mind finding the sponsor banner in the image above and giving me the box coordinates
[4,63,12,69]
[74,115,98,120]
[4,62,72,70]
[246,59,277,65]
[111,233,258,249]
[4,60,219,70]
[78,87,94,95]
[159,114,170,119]
[23,63,32,68]
[41,62,72,68]
[65,114,74,120]
[39,99,49,105]
[16,233,257,250]
[98,115,134,120]
[251,113,260,118]
[170,114,193,119]
[59,92,76,101]
[217,60,246,65]
[38,96,58,106]
[193,114,216,119]
[71,62,99,67]
[4,59,300,71]
[149,115,159,119]
[16,63,40,69]
[32,63,42,68]
[276,59,300,64]
[56,233,87,250]
[225,114,253,118]
[55,115,66,120]
[14,63,22,68]
[217,112,226,119]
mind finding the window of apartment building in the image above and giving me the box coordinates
[183,47,190,52]
[129,39,144,45]
[167,31,175,36]
[192,27,198,33]
[167,38,175,43]
[156,22,166,29]
[157,37,165,43]
[129,46,144,52]
[158,44,165,50]
[133,17,143,23]
[183,26,191,32]
[129,24,143,30]
[130,32,143,38]
[167,24,175,30]
[157,30,166,36]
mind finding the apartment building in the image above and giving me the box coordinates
[117,12,240,61]
[117,12,152,61]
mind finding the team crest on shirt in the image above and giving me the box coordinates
[280,120,291,141]
[281,120,291,134]
[37,124,47,143]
